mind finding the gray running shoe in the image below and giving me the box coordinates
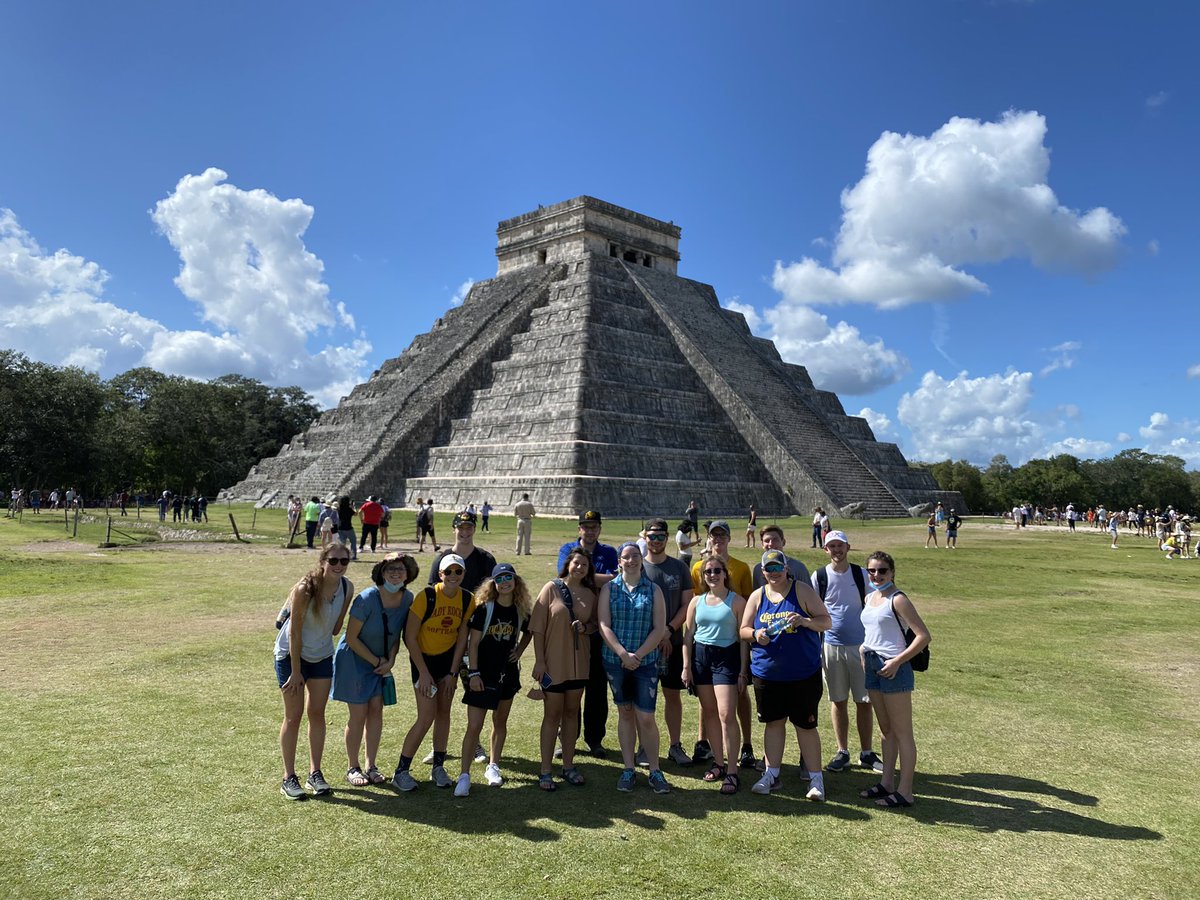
[751,772,781,795]
[826,750,852,772]
[305,770,332,796]
[648,770,671,794]
[280,774,306,800]
[667,743,694,767]
[431,765,453,788]
[617,768,636,792]
[635,748,649,768]
[392,770,418,792]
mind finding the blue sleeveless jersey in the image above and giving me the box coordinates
[751,578,821,681]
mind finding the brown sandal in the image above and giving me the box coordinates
[703,763,726,783]
[720,772,740,794]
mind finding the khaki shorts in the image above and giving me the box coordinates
[822,642,869,704]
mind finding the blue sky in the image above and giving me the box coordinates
[2,1,1196,467]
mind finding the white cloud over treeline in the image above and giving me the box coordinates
[0,169,370,406]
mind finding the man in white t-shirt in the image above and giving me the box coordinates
[811,530,882,774]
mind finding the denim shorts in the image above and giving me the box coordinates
[274,654,333,687]
[602,659,659,712]
[863,649,914,694]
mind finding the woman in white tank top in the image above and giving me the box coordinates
[859,550,930,809]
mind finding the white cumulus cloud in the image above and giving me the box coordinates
[722,299,908,395]
[771,110,1125,309]
[449,279,475,307]
[1186,364,1200,379]
[0,170,371,407]
[1133,412,1200,466]
[1042,437,1113,459]
[857,406,900,443]
[896,369,1047,462]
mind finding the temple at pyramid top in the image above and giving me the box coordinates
[496,196,681,276]
[222,197,960,517]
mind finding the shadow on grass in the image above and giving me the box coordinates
[915,772,1162,840]
[318,757,871,840]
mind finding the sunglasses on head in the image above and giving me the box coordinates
[866,567,890,575]
[494,573,514,583]
[327,557,350,566]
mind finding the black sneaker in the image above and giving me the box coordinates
[826,750,851,772]
[305,769,332,796]
[738,746,758,770]
[280,774,306,800]
[692,740,714,764]
[859,750,885,773]
[587,744,609,760]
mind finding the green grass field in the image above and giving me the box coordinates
[1,508,1196,899]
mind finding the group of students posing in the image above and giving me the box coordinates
[273,510,931,810]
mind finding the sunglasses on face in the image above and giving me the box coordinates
[443,567,464,576]
[703,569,725,577]
[866,567,890,575]
[327,558,350,566]
[494,573,514,583]
[646,532,668,541]
[763,563,786,573]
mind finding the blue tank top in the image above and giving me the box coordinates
[750,578,821,681]
[693,592,738,647]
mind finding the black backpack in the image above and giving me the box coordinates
[815,564,867,608]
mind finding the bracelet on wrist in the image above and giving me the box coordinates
[469,670,481,678]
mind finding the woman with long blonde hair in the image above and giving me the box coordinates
[274,541,354,800]
[454,563,534,795]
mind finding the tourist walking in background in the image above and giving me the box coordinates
[378,499,391,549]
[859,550,930,809]
[675,520,700,569]
[812,508,824,548]
[480,499,493,533]
[514,493,535,555]
[745,505,758,548]
[359,495,383,553]
[336,496,358,560]
[302,495,321,548]
[275,542,353,799]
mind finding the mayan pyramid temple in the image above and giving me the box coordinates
[223,197,950,517]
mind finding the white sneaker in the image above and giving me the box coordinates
[453,773,470,797]
[751,772,780,795]
[473,743,488,763]
[806,775,826,802]
[421,750,436,764]
[484,763,503,786]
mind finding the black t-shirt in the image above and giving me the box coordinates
[428,546,498,594]
[467,601,527,680]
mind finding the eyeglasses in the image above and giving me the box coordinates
[703,569,725,577]
[443,567,465,576]
[763,563,786,573]
[327,558,350,566]
[494,573,514,583]
[383,566,407,575]
[866,567,890,575]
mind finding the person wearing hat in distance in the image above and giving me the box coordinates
[741,548,832,800]
[639,517,695,767]
[558,510,619,757]
[690,519,758,769]
[598,542,671,794]
[331,552,418,786]
[810,530,883,774]
[391,553,477,792]
[454,563,533,796]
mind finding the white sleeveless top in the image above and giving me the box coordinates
[860,592,907,658]
[274,577,346,662]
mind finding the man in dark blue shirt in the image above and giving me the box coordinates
[556,510,618,756]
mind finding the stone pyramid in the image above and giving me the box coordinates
[223,197,950,517]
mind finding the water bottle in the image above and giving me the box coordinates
[275,607,291,630]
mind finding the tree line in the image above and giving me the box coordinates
[0,351,319,501]
[921,451,1200,514]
